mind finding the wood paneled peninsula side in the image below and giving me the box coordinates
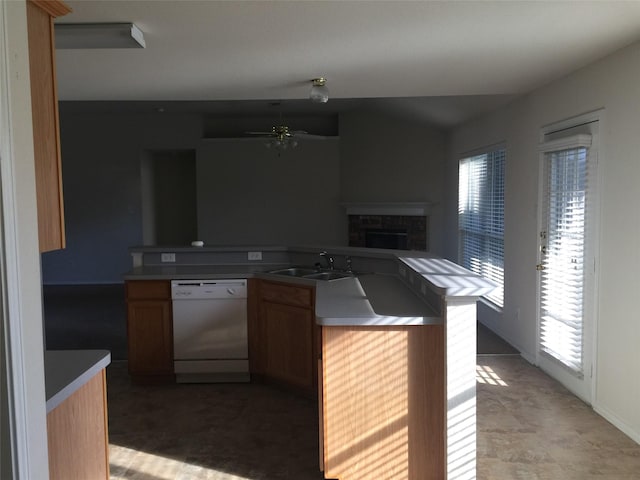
[124,245,496,480]
[45,350,111,480]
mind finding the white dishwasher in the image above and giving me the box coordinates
[171,279,249,383]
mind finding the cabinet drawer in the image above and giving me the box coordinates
[260,281,313,308]
[126,280,171,300]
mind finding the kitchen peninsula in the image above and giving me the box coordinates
[45,349,111,479]
[124,245,495,480]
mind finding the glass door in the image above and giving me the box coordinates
[537,125,598,404]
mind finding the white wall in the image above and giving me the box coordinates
[196,138,345,246]
[1,1,50,476]
[447,40,640,442]
[340,110,446,255]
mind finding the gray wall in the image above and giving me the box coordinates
[196,139,344,246]
[42,106,447,284]
[339,110,447,255]
[41,110,202,284]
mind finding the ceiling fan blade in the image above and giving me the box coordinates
[245,131,275,136]
[292,132,329,140]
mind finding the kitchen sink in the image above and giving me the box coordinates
[303,271,353,281]
[267,267,354,281]
[268,267,319,277]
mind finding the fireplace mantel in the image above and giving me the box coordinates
[341,202,433,216]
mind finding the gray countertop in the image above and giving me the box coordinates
[315,274,441,326]
[45,349,111,413]
[124,265,440,326]
[123,247,496,327]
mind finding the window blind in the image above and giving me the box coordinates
[458,148,505,307]
[539,146,589,376]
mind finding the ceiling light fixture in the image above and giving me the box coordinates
[54,23,146,49]
[309,77,329,103]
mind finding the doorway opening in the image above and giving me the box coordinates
[141,150,197,246]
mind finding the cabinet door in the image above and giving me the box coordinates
[263,301,313,389]
[127,300,173,376]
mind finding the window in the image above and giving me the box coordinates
[458,147,505,307]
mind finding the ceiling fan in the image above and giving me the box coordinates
[245,124,324,150]
[243,100,329,150]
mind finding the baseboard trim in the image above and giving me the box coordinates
[519,350,537,366]
[477,319,532,359]
[593,404,640,445]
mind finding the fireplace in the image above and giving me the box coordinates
[365,229,408,250]
[349,215,428,251]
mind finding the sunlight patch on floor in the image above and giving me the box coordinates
[109,444,253,480]
[476,365,508,386]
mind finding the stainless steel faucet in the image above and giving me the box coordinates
[319,251,334,270]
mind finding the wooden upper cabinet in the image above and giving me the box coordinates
[26,0,71,252]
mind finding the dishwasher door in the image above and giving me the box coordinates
[171,280,248,383]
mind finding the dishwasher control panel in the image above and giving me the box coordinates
[171,280,247,300]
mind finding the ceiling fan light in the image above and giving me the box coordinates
[310,77,329,103]
[265,135,298,150]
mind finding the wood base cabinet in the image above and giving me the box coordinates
[125,280,174,381]
[253,280,318,395]
[321,325,445,480]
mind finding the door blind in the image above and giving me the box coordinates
[539,146,589,376]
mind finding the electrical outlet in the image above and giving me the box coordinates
[161,253,176,263]
[421,283,427,295]
[399,265,406,277]
[247,251,262,261]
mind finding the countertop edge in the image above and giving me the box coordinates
[45,350,111,413]
[315,315,442,326]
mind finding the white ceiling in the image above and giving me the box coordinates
[54,1,640,126]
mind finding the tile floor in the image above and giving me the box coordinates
[106,356,640,480]
[106,361,324,480]
[476,356,640,479]
[42,285,640,479]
